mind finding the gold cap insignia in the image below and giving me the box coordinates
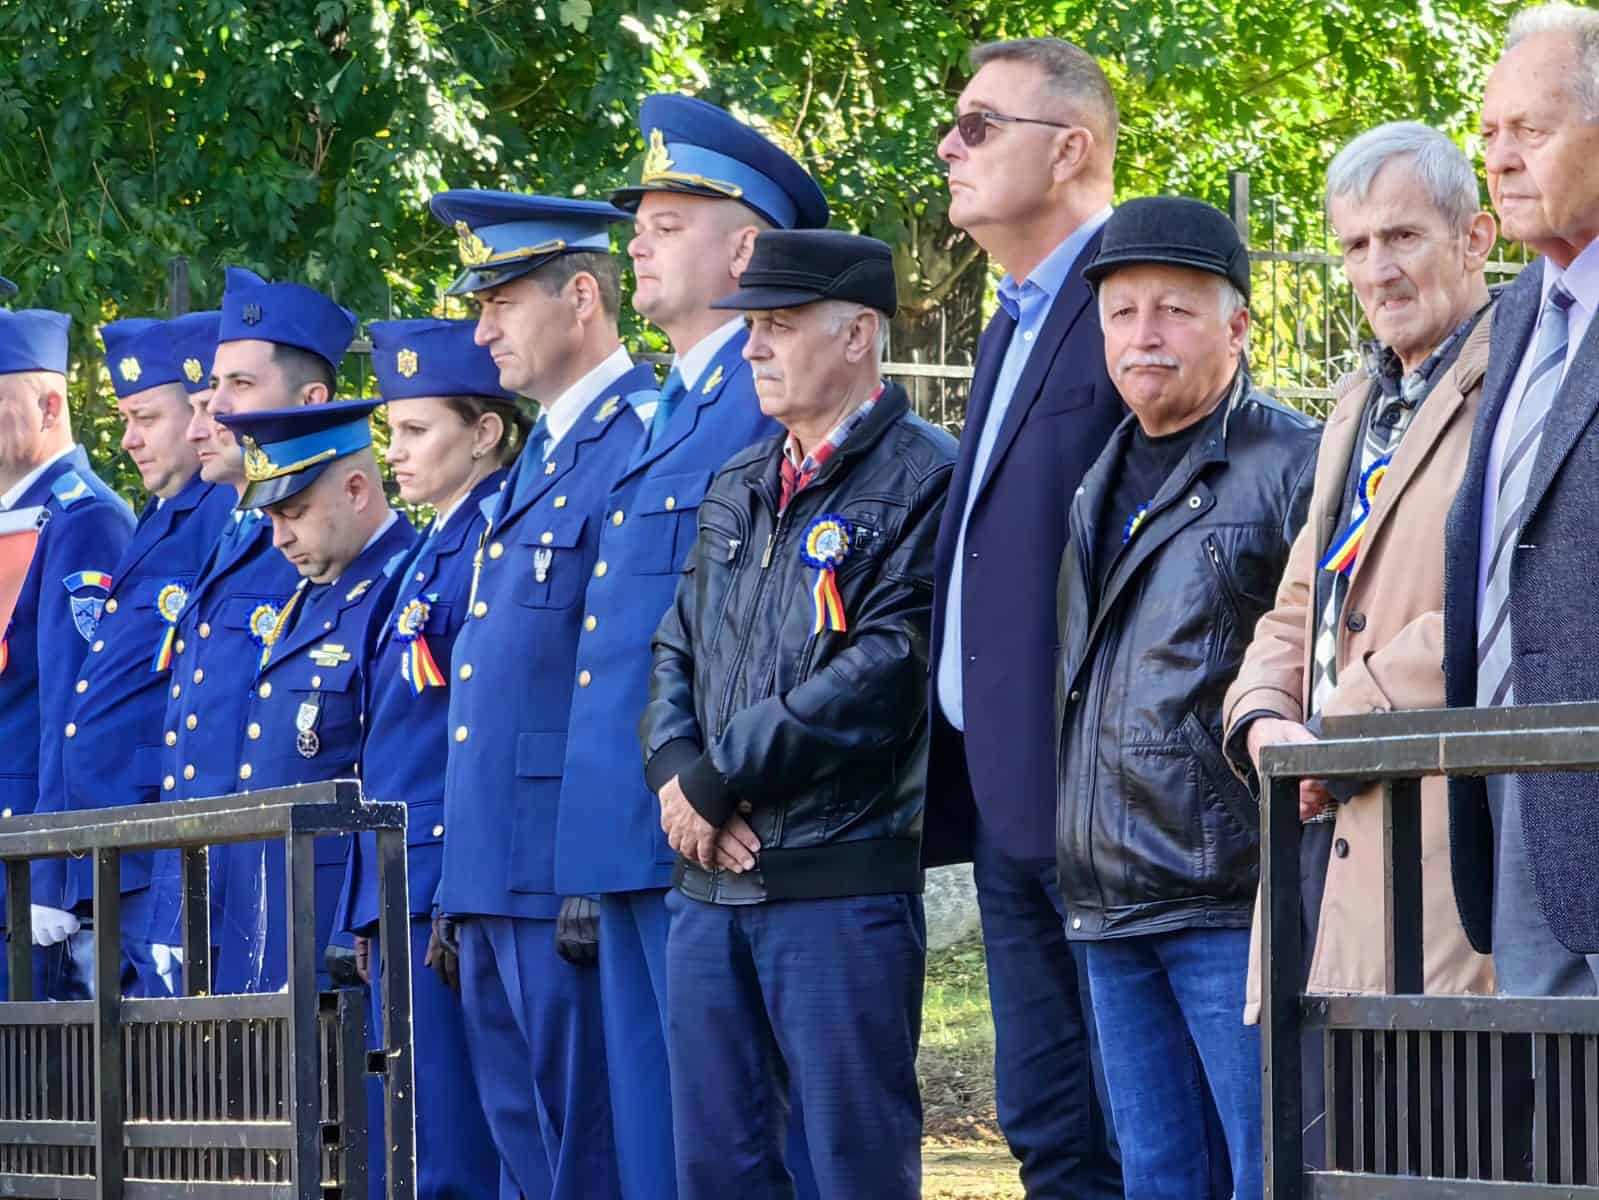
[183,357,203,384]
[118,357,142,384]
[643,129,674,181]
[243,436,275,483]
[456,220,494,268]
[396,348,419,379]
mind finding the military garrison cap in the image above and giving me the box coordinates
[368,318,516,402]
[101,318,185,398]
[0,309,70,375]
[169,311,222,395]
[218,267,358,374]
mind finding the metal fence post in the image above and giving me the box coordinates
[1261,764,1304,1200]
[1229,171,1251,248]
[166,256,191,318]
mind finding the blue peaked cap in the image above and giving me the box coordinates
[216,398,381,509]
[217,267,358,373]
[611,94,828,230]
[430,191,629,296]
[368,318,517,402]
[169,310,222,396]
[0,309,71,376]
[101,318,186,398]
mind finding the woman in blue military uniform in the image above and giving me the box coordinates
[337,318,509,1199]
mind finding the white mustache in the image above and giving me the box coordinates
[1117,353,1181,377]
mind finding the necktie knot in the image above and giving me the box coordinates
[1551,281,1577,313]
[530,415,551,461]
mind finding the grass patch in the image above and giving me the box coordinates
[920,935,1002,1144]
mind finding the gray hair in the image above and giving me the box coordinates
[823,301,890,359]
[1325,122,1481,234]
[1096,275,1247,324]
[969,38,1120,154]
[1505,3,1599,121]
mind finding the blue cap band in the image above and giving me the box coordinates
[651,142,797,230]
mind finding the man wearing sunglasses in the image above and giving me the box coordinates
[927,36,1126,1200]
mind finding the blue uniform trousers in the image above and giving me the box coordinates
[664,891,925,1200]
[456,914,617,1200]
[362,920,497,1199]
[972,827,1123,1198]
[213,838,349,993]
[119,888,180,997]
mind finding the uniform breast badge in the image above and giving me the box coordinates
[533,547,553,585]
[394,594,445,694]
[150,581,189,672]
[800,515,852,634]
[296,695,322,759]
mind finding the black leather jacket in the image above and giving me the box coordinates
[1055,378,1318,938]
[641,382,956,904]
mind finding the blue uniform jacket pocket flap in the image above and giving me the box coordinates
[405,799,445,846]
[637,470,714,515]
[517,514,587,549]
[515,731,569,779]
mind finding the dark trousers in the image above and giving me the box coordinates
[972,823,1123,1198]
[665,890,925,1200]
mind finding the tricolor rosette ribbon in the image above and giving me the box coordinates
[150,581,188,672]
[1319,453,1392,577]
[394,593,446,694]
[800,514,853,634]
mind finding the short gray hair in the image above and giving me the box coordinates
[823,301,889,359]
[1325,122,1481,234]
[969,38,1120,154]
[1096,275,1247,324]
[1505,3,1599,122]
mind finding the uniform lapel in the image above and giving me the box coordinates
[623,332,745,480]
[111,473,210,595]
[379,471,504,647]
[267,519,409,670]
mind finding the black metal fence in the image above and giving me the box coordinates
[0,780,416,1199]
[1260,702,1599,1196]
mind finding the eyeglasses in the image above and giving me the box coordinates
[951,110,1074,147]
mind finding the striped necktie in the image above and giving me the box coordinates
[1477,281,1576,708]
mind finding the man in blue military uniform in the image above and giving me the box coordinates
[214,399,415,995]
[0,306,135,998]
[337,317,511,1199]
[145,268,357,986]
[425,189,652,1200]
[550,94,827,1198]
[53,312,234,997]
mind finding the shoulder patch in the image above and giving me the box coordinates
[51,471,91,508]
[61,570,114,642]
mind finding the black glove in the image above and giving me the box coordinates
[555,895,600,967]
[325,942,363,989]
[425,914,460,992]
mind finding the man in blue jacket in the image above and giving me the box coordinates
[928,37,1126,1198]
[53,312,234,997]
[550,94,828,1199]
[427,191,652,1200]
[0,306,134,999]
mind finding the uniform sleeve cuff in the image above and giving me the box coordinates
[645,738,702,795]
[680,753,739,829]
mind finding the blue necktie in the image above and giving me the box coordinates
[647,368,687,451]
[531,415,551,461]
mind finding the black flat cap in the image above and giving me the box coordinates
[712,229,897,317]
[1083,197,1250,302]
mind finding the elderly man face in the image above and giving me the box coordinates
[0,371,61,479]
[743,301,880,444]
[1331,158,1496,372]
[1482,28,1599,258]
[1099,264,1249,436]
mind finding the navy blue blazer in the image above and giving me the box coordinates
[58,471,235,908]
[0,447,134,914]
[340,469,506,932]
[440,369,650,919]
[1444,258,1599,954]
[924,231,1125,866]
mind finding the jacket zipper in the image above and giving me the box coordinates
[1204,535,1244,627]
[714,500,787,740]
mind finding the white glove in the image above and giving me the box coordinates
[30,905,80,947]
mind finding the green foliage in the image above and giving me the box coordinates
[0,0,1511,501]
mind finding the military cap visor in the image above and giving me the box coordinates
[430,191,628,297]
[216,398,381,510]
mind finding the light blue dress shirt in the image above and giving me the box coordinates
[936,207,1112,730]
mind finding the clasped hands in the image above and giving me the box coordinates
[657,775,760,872]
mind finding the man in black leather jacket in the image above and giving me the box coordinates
[1055,198,1319,1200]
[638,229,954,1199]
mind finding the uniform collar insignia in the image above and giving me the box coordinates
[345,578,373,601]
[702,365,724,394]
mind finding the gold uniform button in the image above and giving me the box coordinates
[458,664,473,681]
[593,561,608,578]
[432,824,445,838]
[258,682,272,699]
[199,622,211,639]
[311,675,322,689]
[162,777,174,793]
[105,598,118,614]
[664,496,676,511]
[0,808,10,819]
[540,531,554,545]
[554,496,567,509]
[584,615,597,632]
[473,601,488,618]
[578,670,592,688]
[165,731,177,747]
[247,723,261,740]
[455,726,469,743]
[175,639,185,654]
[171,684,181,699]
[612,511,624,526]
[192,669,204,684]
[489,542,504,560]
[91,639,104,653]
[183,765,196,781]
[544,461,557,475]
[64,723,76,738]
[75,679,88,694]
[186,714,198,730]
[238,764,253,781]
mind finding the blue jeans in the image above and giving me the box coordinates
[1084,928,1260,1200]
[972,828,1122,1198]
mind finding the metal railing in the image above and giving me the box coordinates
[1261,701,1599,1196]
[0,780,416,1199]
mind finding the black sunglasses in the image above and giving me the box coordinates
[952,110,1074,147]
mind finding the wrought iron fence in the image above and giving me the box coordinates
[1260,701,1599,1196]
[0,780,416,1199]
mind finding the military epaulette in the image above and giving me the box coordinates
[51,470,92,508]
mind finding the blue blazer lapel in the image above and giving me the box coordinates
[945,311,1015,513]
[113,473,208,594]
[268,519,410,668]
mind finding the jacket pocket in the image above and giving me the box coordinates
[1202,534,1245,630]
[406,799,445,848]
[509,731,567,893]
[1180,711,1259,835]
[516,515,588,610]
[631,470,714,575]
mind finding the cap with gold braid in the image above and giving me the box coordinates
[216,399,381,509]
[429,191,630,297]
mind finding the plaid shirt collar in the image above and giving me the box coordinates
[782,380,885,471]
[1359,309,1479,409]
